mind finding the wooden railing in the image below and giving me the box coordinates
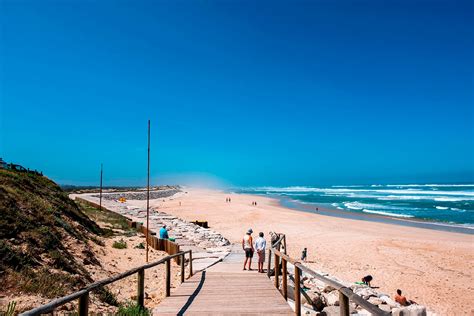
[269,234,390,316]
[76,196,182,263]
[19,250,193,316]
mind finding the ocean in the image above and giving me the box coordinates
[236,184,474,229]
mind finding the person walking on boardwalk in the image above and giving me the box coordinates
[255,232,266,273]
[242,228,254,270]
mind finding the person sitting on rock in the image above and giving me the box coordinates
[361,275,373,287]
[395,289,416,306]
[159,224,169,239]
[242,228,254,270]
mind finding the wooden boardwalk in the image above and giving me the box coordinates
[153,246,293,315]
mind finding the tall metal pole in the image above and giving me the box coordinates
[99,163,103,211]
[146,120,150,263]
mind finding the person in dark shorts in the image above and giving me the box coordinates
[301,248,307,262]
[242,228,254,270]
[362,275,373,287]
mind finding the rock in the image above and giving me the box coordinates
[353,308,372,315]
[309,292,327,311]
[367,297,383,305]
[322,291,339,306]
[302,305,321,315]
[392,305,427,316]
[379,295,400,308]
[303,280,314,289]
[321,306,340,315]
[353,286,378,300]
[323,285,336,293]
[378,304,392,312]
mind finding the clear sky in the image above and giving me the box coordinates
[1,0,473,187]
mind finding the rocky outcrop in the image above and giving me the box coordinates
[93,189,180,201]
[281,269,429,315]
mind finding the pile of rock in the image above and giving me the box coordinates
[159,212,231,249]
[93,189,180,201]
[279,269,428,316]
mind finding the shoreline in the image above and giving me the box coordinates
[148,187,473,315]
[272,195,474,235]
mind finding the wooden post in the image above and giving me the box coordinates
[99,164,103,211]
[180,253,185,283]
[339,291,349,316]
[166,258,171,297]
[267,249,272,277]
[78,293,89,316]
[294,266,301,316]
[146,120,150,263]
[282,258,288,300]
[189,251,193,277]
[137,269,145,309]
[274,253,280,289]
[283,235,287,255]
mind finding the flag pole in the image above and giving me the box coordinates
[99,163,103,211]
[146,120,151,263]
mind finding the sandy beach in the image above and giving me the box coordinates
[126,188,474,315]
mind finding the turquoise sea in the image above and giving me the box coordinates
[236,184,474,229]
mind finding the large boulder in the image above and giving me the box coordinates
[352,286,378,300]
[392,305,427,316]
[321,306,340,316]
[320,305,356,315]
[379,295,400,308]
[367,297,383,306]
[377,304,392,313]
[322,290,339,306]
[306,291,327,311]
[323,285,336,293]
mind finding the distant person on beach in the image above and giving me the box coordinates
[254,232,266,273]
[301,248,307,262]
[395,289,416,306]
[242,228,254,270]
[159,225,169,239]
[361,275,373,287]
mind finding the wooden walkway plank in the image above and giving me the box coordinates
[153,246,293,315]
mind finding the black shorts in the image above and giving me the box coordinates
[244,248,254,258]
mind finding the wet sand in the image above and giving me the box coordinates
[136,188,474,315]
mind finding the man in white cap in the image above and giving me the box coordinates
[242,228,254,270]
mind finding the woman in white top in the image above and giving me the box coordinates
[242,228,254,270]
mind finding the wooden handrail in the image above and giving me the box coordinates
[269,234,390,316]
[20,250,193,316]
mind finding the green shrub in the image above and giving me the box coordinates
[112,239,127,249]
[117,302,150,316]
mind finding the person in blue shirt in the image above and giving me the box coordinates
[159,225,169,239]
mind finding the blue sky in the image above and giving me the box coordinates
[1,0,473,187]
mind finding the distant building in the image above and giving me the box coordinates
[0,158,42,176]
[0,158,6,169]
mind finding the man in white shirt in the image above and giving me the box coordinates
[254,232,267,273]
